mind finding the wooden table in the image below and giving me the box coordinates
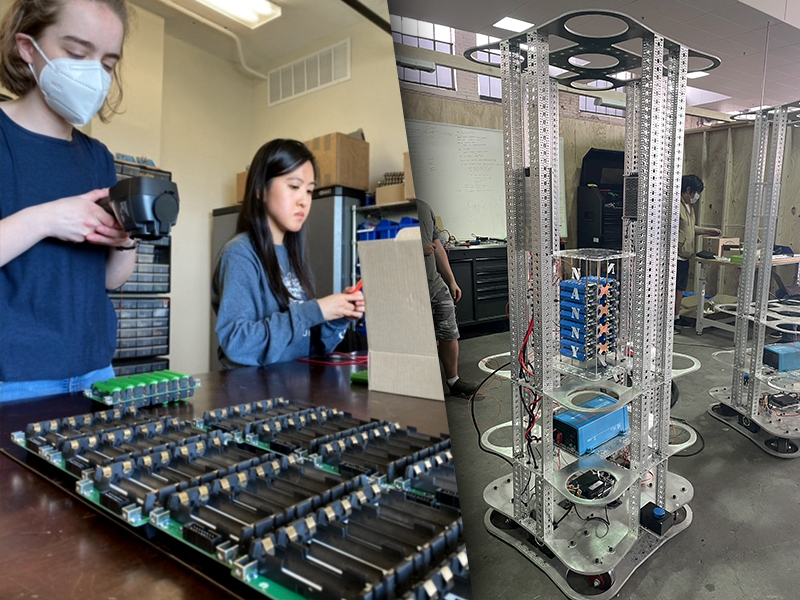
[694,255,800,334]
[0,363,449,600]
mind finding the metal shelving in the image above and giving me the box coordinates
[708,100,800,457]
[464,10,718,598]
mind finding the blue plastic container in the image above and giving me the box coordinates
[374,219,400,239]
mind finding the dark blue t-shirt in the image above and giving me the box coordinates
[0,109,117,381]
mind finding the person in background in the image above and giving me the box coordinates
[212,139,364,367]
[416,199,478,399]
[0,0,136,402]
[675,174,720,333]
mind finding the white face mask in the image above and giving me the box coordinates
[27,37,112,126]
[690,192,700,204]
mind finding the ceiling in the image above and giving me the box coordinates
[387,0,800,113]
[130,0,390,71]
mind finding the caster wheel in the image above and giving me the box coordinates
[587,573,612,591]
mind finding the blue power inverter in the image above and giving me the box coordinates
[553,395,629,455]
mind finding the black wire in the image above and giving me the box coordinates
[470,361,513,467]
[553,502,573,529]
[573,503,611,538]
[670,416,705,457]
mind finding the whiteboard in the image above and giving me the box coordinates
[405,119,506,240]
[405,119,567,241]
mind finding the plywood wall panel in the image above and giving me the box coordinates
[701,129,728,228]
[683,132,704,182]
[720,126,755,295]
[777,128,799,252]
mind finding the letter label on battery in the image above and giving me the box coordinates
[572,326,580,339]
[572,307,580,320]
[571,345,579,358]
[572,267,581,280]
[607,263,615,276]
[572,288,579,300]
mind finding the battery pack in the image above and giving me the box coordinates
[763,343,800,372]
[553,395,629,455]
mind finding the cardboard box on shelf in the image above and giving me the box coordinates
[403,151,415,200]
[305,132,369,191]
[357,227,443,401]
[375,183,407,206]
[236,171,247,204]
[702,236,739,257]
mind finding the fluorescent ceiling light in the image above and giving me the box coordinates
[192,0,281,29]
[611,71,635,80]
[685,85,730,107]
[493,16,534,32]
[569,56,590,66]
[686,71,709,79]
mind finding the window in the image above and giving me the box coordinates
[476,34,502,101]
[391,15,454,90]
[578,73,629,118]
[579,94,625,118]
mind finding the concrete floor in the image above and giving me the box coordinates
[447,326,800,600]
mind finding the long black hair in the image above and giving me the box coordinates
[236,139,317,310]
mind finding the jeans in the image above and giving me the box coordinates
[0,365,116,402]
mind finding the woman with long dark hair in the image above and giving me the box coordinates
[212,139,364,367]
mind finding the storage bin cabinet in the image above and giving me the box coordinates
[448,245,509,327]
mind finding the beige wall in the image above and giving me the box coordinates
[86,6,255,375]
[88,6,165,163]
[158,35,255,374]
[252,21,409,188]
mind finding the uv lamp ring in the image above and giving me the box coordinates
[547,379,639,414]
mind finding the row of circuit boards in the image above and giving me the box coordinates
[11,399,469,600]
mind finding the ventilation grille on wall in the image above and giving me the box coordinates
[268,39,351,106]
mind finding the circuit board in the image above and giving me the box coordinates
[11,399,469,600]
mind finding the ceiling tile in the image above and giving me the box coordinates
[770,44,800,63]
[695,35,754,59]
[677,0,739,13]
[685,13,750,38]
[620,1,701,25]
[766,22,800,46]
[735,27,791,51]
[711,2,772,31]
[649,21,723,50]
[765,81,800,96]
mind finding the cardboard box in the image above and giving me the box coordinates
[703,236,739,257]
[357,227,443,401]
[305,132,369,190]
[403,151,415,199]
[375,183,407,206]
[236,171,247,203]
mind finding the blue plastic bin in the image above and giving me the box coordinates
[398,217,419,230]
[374,219,400,239]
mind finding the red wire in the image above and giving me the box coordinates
[297,352,368,367]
